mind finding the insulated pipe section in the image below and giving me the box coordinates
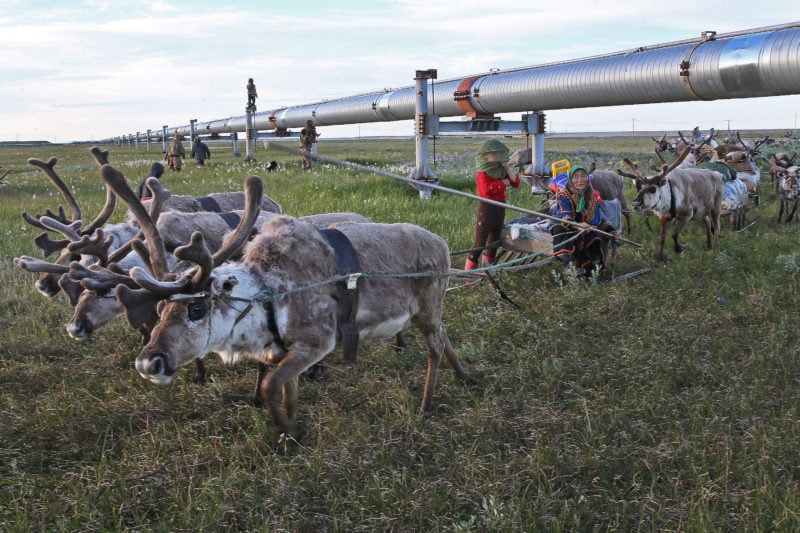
[136,23,800,141]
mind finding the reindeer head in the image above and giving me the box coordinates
[619,147,691,212]
[120,175,264,384]
[777,166,800,199]
[19,149,117,298]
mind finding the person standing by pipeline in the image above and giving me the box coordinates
[464,139,521,270]
[299,119,321,171]
[165,134,186,171]
[247,78,258,109]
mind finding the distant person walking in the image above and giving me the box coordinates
[299,119,320,170]
[247,78,258,109]
[165,134,186,171]
[190,137,211,165]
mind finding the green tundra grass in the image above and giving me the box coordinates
[1,134,799,531]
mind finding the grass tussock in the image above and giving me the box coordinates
[1,136,800,531]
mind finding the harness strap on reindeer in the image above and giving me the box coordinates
[197,196,222,212]
[318,228,361,362]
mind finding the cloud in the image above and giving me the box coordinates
[1,1,799,142]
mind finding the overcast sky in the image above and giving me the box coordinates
[2,1,799,143]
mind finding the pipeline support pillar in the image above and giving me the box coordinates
[244,107,256,162]
[410,69,439,200]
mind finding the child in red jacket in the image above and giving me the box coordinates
[464,139,520,270]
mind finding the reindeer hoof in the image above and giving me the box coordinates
[301,363,328,381]
[275,425,303,442]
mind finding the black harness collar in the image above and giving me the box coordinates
[218,211,241,230]
[668,180,677,219]
[318,228,362,362]
[197,196,222,212]
[265,298,287,352]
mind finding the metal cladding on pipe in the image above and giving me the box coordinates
[145,23,800,140]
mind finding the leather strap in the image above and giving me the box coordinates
[319,228,361,362]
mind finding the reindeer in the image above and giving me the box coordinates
[618,147,724,262]
[66,205,371,342]
[140,190,282,215]
[713,133,770,205]
[652,130,716,166]
[21,147,284,300]
[116,170,474,439]
[652,133,677,165]
[61,170,396,389]
[22,149,133,299]
[765,161,800,223]
[762,152,797,192]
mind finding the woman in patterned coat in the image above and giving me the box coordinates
[551,165,619,278]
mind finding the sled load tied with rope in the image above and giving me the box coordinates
[449,158,635,289]
[266,142,645,295]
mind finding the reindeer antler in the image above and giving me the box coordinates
[105,175,171,265]
[90,146,111,166]
[617,167,640,180]
[38,216,83,241]
[649,146,691,183]
[127,266,192,297]
[33,232,70,258]
[621,157,643,179]
[100,164,170,279]
[27,157,82,223]
[751,136,771,155]
[179,174,263,287]
[69,261,140,293]
[67,228,114,266]
[211,175,263,268]
[13,255,71,275]
[695,130,716,152]
[82,185,117,236]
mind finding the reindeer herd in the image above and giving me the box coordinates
[10,134,798,440]
[13,148,474,438]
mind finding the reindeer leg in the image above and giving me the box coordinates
[418,344,442,416]
[710,212,720,253]
[260,364,294,437]
[418,324,474,416]
[788,200,798,223]
[252,361,269,407]
[193,358,207,384]
[394,332,407,351]
[656,218,669,262]
[282,376,299,428]
[671,218,689,254]
[260,346,323,439]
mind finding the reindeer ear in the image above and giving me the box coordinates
[116,285,162,330]
[58,274,85,306]
[212,275,239,295]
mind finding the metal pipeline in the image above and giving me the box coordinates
[123,22,800,141]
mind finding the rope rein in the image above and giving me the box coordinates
[245,230,578,304]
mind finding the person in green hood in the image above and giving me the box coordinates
[551,165,619,279]
[464,139,521,270]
